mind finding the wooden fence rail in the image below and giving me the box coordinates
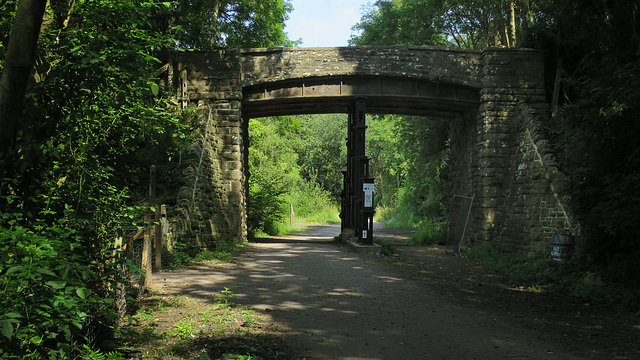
[115,204,167,312]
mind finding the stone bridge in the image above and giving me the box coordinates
[171,46,575,256]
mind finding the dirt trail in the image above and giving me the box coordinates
[157,224,637,360]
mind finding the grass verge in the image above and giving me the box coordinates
[461,242,640,312]
[116,288,297,359]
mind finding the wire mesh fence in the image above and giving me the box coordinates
[450,194,474,253]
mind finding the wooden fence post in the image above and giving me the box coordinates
[149,165,156,201]
[290,204,295,225]
[154,206,162,271]
[141,214,152,289]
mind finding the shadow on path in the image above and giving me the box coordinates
[158,225,583,360]
[252,224,341,244]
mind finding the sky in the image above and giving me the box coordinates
[285,0,372,47]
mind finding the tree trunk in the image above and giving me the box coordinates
[0,0,47,160]
[209,0,220,47]
[509,1,517,47]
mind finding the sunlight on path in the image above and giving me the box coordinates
[158,225,583,360]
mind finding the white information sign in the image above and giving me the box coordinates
[362,230,368,239]
[364,191,373,208]
[363,183,375,208]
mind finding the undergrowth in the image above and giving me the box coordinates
[375,207,448,246]
[407,220,448,246]
[117,288,295,359]
[249,210,340,240]
[461,242,640,311]
[162,240,245,271]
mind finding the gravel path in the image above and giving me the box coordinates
[156,224,592,359]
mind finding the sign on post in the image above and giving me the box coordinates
[363,183,374,208]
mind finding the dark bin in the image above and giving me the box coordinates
[550,233,575,262]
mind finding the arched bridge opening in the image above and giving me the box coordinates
[242,75,481,244]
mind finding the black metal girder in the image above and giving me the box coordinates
[242,76,479,118]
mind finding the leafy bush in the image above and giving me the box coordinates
[161,248,194,271]
[284,181,340,225]
[461,242,640,310]
[374,207,413,229]
[548,61,640,286]
[247,116,342,237]
[408,220,448,246]
[161,239,242,270]
[248,175,286,237]
[367,115,450,232]
[461,242,555,287]
[0,220,120,359]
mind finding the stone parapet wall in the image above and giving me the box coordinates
[240,47,483,88]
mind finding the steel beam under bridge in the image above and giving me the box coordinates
[242,75,479,118]
[341,99,375,245]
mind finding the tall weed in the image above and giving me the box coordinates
[408,220,448,245]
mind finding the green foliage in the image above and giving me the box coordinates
[351,0,537,48]
[531,1,640,286]
[1,0,297,356]
[77,346,125,360]
[248,174,287,236]
[4,0,187,221]
[161,247,194,271]
[434,0,535,48]
[166,320,198,340]
[461,242,640,310]
[0,0,190,356]
[408,220,448,246]
[548,61,640,285]
[173,0,297,49]
[0,220,121,359]
[355,0,640,288]
[162,240,241,270]
[247,116,294,234]
[196,241,236,262]
[352,0,541,236]
[565,281,640,310]
[375,207,413,229]
[297,114,348,202]
[462,242,555,286]
[283,181,341,224]
[214,287,237,305]
[350,0,446,46]
[248,116,341,237]
[367,115,450,228]
[0,0,17,70]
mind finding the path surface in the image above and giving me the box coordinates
[157,225,596,359]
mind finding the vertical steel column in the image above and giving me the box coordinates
[341,98,375,245]
[352,99,366,243]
